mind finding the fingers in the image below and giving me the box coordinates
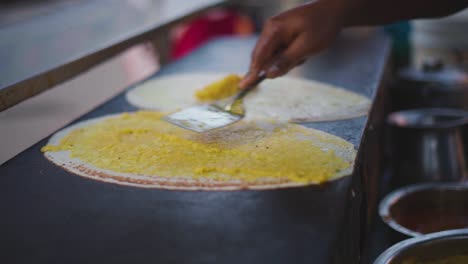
[240,35,311,89]
[250,19,285,73]
[239,70,261,89]
[265,35,309,78]
[239,19,287,89]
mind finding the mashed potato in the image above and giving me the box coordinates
[194,74,241,102]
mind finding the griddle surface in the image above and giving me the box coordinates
[0,34,390,264]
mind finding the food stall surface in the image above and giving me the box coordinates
[0,0,225,111]
[0,33,390,263]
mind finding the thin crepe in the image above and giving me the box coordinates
[126,73,371,122]
[41,111,356,190]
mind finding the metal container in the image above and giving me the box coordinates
[387,108,468,188]
[392,63,468,111]
[374,229,468,264]
[379,183,468,237]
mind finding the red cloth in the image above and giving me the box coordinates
[170,10,239,60]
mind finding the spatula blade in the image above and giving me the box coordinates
[164,105,243,132]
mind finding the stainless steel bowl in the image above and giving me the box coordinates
[379,183,468,237]
[374,229,468,264]
[387,108,468,188]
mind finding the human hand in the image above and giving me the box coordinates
[240,0,348,88]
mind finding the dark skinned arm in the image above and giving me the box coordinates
[346,0,468,26]
[240,0,468,88]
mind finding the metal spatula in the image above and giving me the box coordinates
[164,72,266,132]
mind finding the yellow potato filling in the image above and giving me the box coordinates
[41,111,353,184]
[195,74,241,102]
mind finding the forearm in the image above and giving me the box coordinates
[339,0,468,26]
[240,0,468,87]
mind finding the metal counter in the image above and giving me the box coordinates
[0,0,225,111]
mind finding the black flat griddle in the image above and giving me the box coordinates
[0,34,391,264]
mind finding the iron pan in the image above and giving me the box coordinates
[0,35,390,264]
[0,74,359,264]
[0,135,355,263]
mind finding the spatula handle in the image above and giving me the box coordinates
[232,71,266,103]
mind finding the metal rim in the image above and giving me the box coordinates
[379,182,468,237]
[387,108,468,130]
[374,229,468,264]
